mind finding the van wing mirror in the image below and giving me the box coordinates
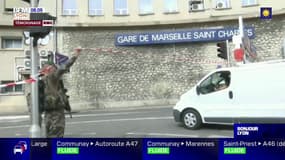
[196,86,200,95]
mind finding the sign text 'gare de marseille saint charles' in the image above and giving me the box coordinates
[115,27,255,46]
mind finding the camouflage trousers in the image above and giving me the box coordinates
[44,109,65,138]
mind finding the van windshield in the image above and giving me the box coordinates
[199,71,231,94]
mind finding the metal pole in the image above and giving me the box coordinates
[238,16,247,64]
[13,58,17,92]
[55,0,58,52]
[29,0,41,138]
[238,16,244,37]
[283,38,285,59]
[226,40,230,67]
[53,0,58,63]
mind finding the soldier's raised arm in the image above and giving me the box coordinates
[55,47,82,77]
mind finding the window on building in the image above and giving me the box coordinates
[164,0,178,13]
[1,37,23,49]
[139,0,153,14]
[4,0,15,12]
[214,0,231,9]
[241,0,258,6]
[3,0,28,12]
[62,0,78,15]
[89,0,104,16]
[114,0,128,15]
[189,0,205,12]
[0,81,23,94]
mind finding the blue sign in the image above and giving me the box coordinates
[115,27,255,46]
[55,52,69,65]
[260,7,272,20]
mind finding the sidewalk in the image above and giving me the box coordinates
[0,94,29,115]
[0,98,177,116]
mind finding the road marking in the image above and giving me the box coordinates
[0,119,29,123]
[206,134,232,138]
[0,111,153,121]
[0,124,30,129]
[71,111,146,118]
[126,132,200,138]
[0,115,28,120]
[81,132,97,136]
[68,116,173,125]
[15,133,22,136]
[0,116,173,130]
[63,132,97,137]
[64,132,74,136]
[75,105,172,113]
[15,133,28,137]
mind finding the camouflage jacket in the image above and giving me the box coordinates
[42,56,78,110]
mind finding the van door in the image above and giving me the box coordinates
[197,71,235,124]
[230,66,285,123]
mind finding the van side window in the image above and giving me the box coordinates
[199,71,231,94]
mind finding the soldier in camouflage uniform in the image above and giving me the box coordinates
[59,79,72,118]
[41,48,81,138]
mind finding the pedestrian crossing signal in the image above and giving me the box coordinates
[217,41,228,60]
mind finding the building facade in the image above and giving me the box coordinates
[0,0,285,112]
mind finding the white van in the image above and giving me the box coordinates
[173,60,285,129]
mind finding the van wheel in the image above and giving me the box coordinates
[182,109,202,130]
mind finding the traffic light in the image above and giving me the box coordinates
[216,41,228,60]
[29,13,56,39]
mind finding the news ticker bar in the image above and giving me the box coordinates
[14,20,54,27]
[1,124,284,160]
[1,138,285,160]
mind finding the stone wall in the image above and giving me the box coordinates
[58,15,285,108]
